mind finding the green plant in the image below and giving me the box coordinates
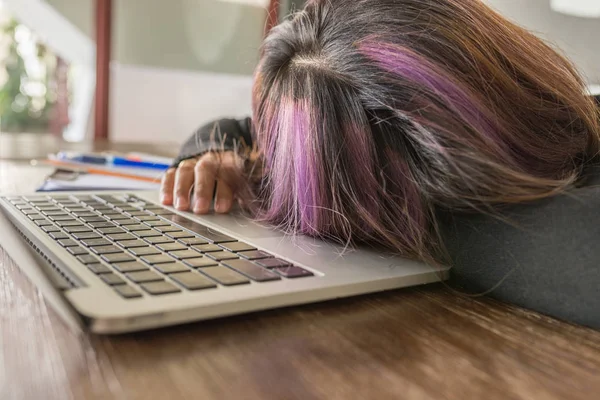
[0,19,56,133]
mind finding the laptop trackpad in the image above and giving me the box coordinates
[186,212,285,239]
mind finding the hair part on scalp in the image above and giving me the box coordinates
[248,0,600,263]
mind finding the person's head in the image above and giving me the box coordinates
[250,0,600,261]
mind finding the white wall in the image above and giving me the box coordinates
[109,64,253,143]
[484,0,600,84]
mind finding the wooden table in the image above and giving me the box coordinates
[1,135,600,400]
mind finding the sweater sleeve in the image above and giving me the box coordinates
[172,117,253,167]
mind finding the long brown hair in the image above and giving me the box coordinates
[250,0,600,261]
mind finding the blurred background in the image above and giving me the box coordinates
[0,0,598,145]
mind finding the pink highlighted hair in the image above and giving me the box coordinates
[248,0,600,261]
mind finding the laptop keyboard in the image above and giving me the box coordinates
[3,194,314,299]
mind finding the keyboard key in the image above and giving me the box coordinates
[114,218,139,226]
[43,210,69,216]
[183,257,218,268]
[64,226,92,233]
[72,212,98,218]
[149,210,174,217]
[165,231,194,239]
[201,266,249,286]
[178,237,209,246]
[49,215,75,221]
[126,224,151,231]
[65,207,89,213]
[106,232,136,241]
[144,236,173,245]
[141,254,175,264]
[169,249,202,259]
[114,285,142,299]
[56,220,83,227]
[93,194,117,202]
[114,261,149,273]
[23,196,47,202]
[88,221,116,229]
[219,242,256,252]
[98,227,126,235]
[94,208,115,214]
[67,246,89,256]
[49,196,70,201]
[101,273,126,286]
[124,211,149,217]
[60,203,81,209]
[81,238,112,247]
[126,270,163,283]
[88,263,112,274]
[72,232,102,240]
[29,215,47,221]
[142,205,165,212]
[256,258,290,268]
[57,239,79,247]
[196,231,237,244]
[117,239,148,248]
[144,220,170,227]
[105,215,129,221]
[117,206,140,212]
[134,230,162,238]
[77,254,99,264]
[157,242,187,252]
[273,266,314,278]
[129,247,161,256]
[102,253,136,263]
[91,245,123,255]
[155,225,182,233]
[35,204,57,209]
[205,251,238,261]
[238,250,273,260]
[154,263,189,274]
[140,281,180,295]
[222,259,281,282]
[36,207,60,212]
[171,272,216,290]
[80,216,106,223]
[191,244,222,253]
[34,220,53,227]
[41,225,61,233]
[102,211,122,217]
[135,216,159,222]
[49,232,69,240]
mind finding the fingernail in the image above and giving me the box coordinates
[194,198,209,213]
[160,193,171,204]
[175,197,186,210]
[216,199,231,213]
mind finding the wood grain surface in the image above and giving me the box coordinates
[1,147,600,400]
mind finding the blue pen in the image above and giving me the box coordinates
[56,152,171,170]
[56,152,107,165]
[110,156,170,170]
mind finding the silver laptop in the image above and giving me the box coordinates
[0,191,448,334]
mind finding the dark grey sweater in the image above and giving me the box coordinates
[175,114,600,329]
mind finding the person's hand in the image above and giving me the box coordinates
[161,151,244,214]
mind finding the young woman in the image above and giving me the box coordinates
[161,0,600,328]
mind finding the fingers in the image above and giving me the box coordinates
[193,153,218,214]
[163,152,244,214]
[173,159,197,210]
[160,168,176,205]
[215,180,234,214]
[213,152,242,214]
